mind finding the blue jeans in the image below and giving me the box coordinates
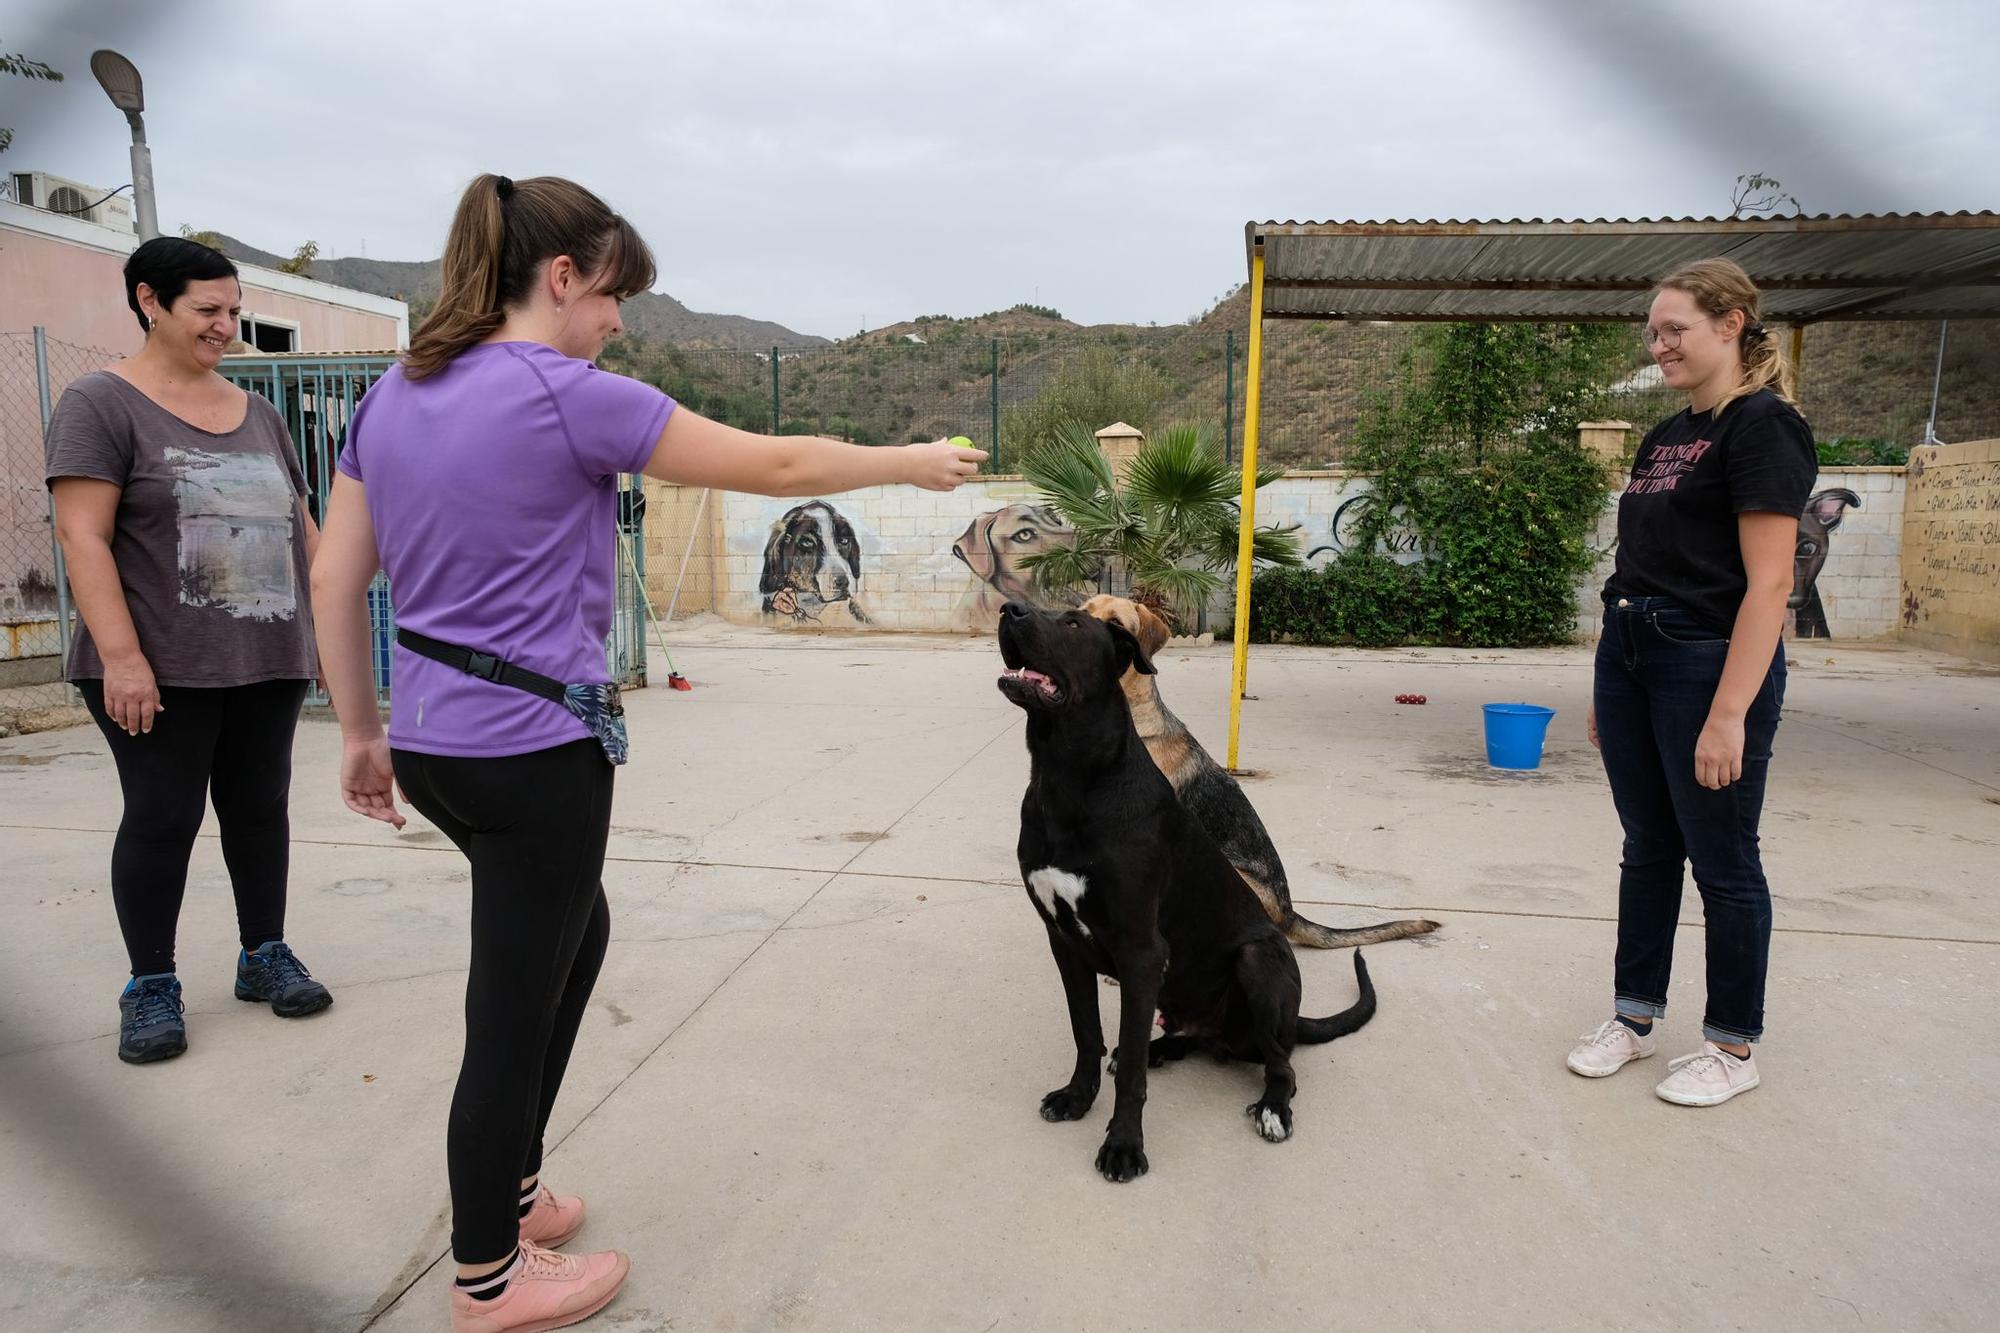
[1594,596,1785,1044]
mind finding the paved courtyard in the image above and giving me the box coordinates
[3,623,1996,1331]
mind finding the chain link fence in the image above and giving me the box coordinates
[1,331,114,733]
[600,317,1997,475]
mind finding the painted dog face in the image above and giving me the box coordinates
[1791,488,1861,610]
[760,502,864,620]
[953,504,1075,602]
[997,601,1154,712]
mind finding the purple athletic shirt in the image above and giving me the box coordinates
[337,342,673,757]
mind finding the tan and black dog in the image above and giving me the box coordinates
[999,600,1374,1181]
[1082,595,1439,949]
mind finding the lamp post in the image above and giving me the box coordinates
[89,49,157,240]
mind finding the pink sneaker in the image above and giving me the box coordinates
[1655,1042,1760,1106]
[450,1239,629,1333]
[1566,1018,1655,1077]
[519,1183,586,1248]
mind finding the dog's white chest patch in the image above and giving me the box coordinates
[1027,866,1092,938]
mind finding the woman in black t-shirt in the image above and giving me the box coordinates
[1564,258,1816,1108]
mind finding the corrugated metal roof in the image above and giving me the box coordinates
[1245,213,2000,323]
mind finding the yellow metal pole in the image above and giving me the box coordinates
[1789,323,1804,385]
[1226,244,1267,772]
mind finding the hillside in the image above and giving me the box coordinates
[604,302,2000,470]
[205,234,1998,464]
[208,234,826,350]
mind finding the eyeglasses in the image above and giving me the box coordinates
[1642,317,1715,351]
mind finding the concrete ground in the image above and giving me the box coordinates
[2,623,1996,1332]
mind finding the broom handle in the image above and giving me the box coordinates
[662,487,711,627]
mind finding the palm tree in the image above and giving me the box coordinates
[1018,419,1301,629]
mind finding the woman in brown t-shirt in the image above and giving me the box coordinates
[46,237,333,1065]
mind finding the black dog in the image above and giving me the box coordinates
[998,601,1375,1182]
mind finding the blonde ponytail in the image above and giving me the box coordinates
[1655,258,1797,416]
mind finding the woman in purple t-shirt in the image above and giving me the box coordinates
[310,174,982,1330]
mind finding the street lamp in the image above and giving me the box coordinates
[89,49,157,240]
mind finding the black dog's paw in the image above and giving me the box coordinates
[1040,1083,1098,1122]
[1096,1135,1149,1182]
[1246,1099,1293,1143]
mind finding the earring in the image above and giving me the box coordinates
[555,302,564,314]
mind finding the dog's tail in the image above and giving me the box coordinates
[1296,952,1377,1045]
[1285,910,1440,950]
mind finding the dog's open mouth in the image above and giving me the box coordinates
[998,665,1063,703]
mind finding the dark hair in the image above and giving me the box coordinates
[403,173,656,380]
[124,236,240,333]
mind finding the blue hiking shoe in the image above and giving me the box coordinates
[235,941,333,1018]
[118,974,188,1064]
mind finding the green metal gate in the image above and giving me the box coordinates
[221,353,648,701]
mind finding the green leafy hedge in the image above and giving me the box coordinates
[1241,322,1619,648]
[1815,437,1909,467]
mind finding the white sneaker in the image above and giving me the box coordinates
[1566,1018,1656,1077]
[1654,1042,1760,1106]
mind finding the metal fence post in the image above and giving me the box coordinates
[1223,328,1235,465]
[770,345,780,433]
[1923,319,1950,445]
[33,327,73,672]
[990,338,1000,469]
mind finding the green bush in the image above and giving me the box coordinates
[1240,321,1617,648]
[1815,437,1909,467]
[1247,555,1417,647]
[998,349,1178,459]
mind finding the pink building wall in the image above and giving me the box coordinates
[2,201,407,622]
[1,202,407,353]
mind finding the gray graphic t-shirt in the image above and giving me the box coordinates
[44,371,317,686]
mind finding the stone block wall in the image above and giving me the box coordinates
[1899,438,2000,663]
[644,461,1911,643]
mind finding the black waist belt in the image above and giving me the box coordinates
[395,629,565,703]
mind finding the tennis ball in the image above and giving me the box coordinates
[949,435,976,448]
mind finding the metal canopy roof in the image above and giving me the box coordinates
[1246,213,2000,324]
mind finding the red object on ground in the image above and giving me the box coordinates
[668,673,692,691]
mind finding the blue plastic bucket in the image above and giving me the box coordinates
[1482,703,1557,770]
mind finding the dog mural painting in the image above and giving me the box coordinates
[950,503,1080,631]
[1791,488,1861,639]
[759,501,873,625]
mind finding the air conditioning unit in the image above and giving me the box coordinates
[8,171,137,232]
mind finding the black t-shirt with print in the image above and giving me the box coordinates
[1604,388,1817,636]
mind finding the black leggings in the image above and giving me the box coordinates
[391,739,614,1265]
[77,678,309,976]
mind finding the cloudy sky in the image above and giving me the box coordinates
[6,0,1996,337]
